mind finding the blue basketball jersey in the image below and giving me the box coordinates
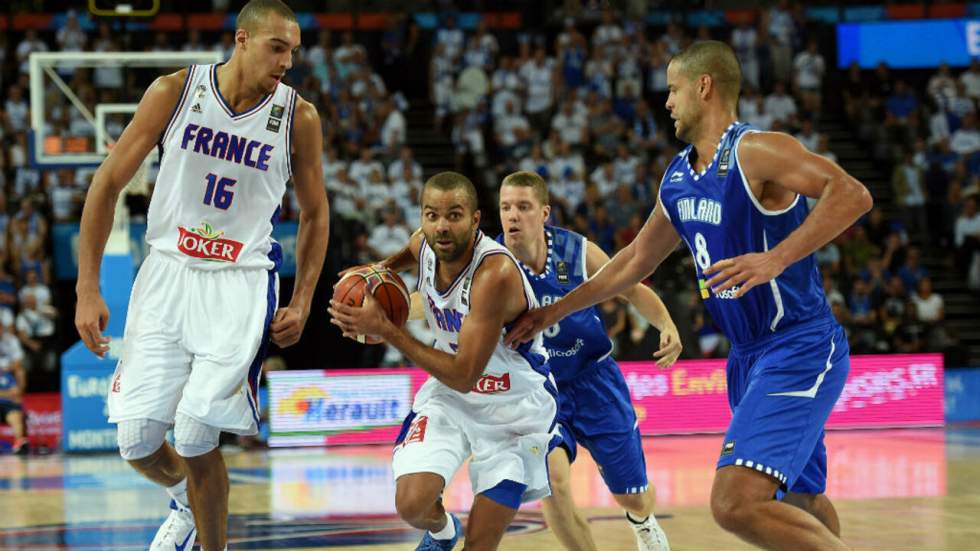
[658,121,832,346]
[497,226,614,384]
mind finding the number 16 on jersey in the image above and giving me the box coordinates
[204,173,236,210]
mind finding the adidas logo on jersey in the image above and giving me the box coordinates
[191,103,202,113]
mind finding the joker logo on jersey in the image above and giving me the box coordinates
[472,373,511,394]
[177,222,243,262]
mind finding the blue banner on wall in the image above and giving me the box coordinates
[838,19,980,69]
[946,367,980,423]
[53,222,299,279]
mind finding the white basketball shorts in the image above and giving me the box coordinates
[392,386,559,505]
[107,250,278,434]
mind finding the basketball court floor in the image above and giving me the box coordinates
[0,427,977,550]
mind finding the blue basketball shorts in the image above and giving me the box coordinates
[556,359,649,495]
[717,318,850,496]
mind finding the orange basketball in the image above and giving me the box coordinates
[332,265,411,344]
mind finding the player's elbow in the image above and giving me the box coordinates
[848,178,874,214]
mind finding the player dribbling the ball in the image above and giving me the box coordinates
[329,171,560,551]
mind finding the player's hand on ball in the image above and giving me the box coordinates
[329,293,389,342]
[704,251,786,299]
[504,304,558,349]
[653,324,682,368]
[270,306,309,348]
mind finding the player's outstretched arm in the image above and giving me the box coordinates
[75,69,187,358]
[703,132,873,297]
[584,241,682,367]
[330,255,521,393]
[270,98,330,348]
[505,207,681,347]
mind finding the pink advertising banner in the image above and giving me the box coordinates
[267,353,944,447]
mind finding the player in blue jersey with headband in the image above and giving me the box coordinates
[498,170,679,551]
[506,41,872,551]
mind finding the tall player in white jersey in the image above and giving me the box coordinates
[74,2,329,551]
[330,172,560,551]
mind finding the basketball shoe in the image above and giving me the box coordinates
[150,499,197,551]
[627,512,670,551]
[415,512,461,551]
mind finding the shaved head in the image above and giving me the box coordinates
[671,40,742,107]
[237,0,297,33]
[424,172,479,213]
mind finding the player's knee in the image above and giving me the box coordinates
[394,492,432,526]
[117,418,169,461]
[613,490,650,516]
[710,485,754,533]
[173,413,220,458]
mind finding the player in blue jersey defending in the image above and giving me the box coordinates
[497,171,678,551]
[506,41,872,551]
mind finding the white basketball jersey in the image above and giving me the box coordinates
[415,231,554,407]
[147,63,298,271]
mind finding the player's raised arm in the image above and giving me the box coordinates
[584,240,682,367]
[505,206,681,347]
[270,98,329,348]
[74,69,187,357]
[330,254,522,393]
[703,131,873,297]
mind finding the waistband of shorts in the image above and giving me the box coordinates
[729,315,837,355]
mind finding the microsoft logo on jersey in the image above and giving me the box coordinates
[177,222,244,262]
[698,279,710,299]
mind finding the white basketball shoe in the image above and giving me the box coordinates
[627,512,670,551]
[150,499,197,551]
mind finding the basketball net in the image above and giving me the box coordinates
[103,141,152,255]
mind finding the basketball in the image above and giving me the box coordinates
[332,265,411,344]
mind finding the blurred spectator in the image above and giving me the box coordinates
[599,298,627,355]
[954,195,980,275]
[16,30,48,75]
[15,293,57,381]
[322,147,347,181]
[891,149,927,238]
[494,100,531,160]
[367,206,412,260]
[885,81,918,124]
[552,100,588,148]
[378,97,406,157]
[948,81,976,122]
[912,276,943,323]
[764,81,797,128]
[766,0,796,83]
[435,13,464,60]
[950,113,980,156]
[4,85,28,134]
[815,135,837,163]
[795,119,819,151]
[731,20,760,89]
[927,63,957,105]
[961,58,980,100]
[519,143,551,178]
[746,96,773,131]
[893,301,927,353]
[897,247,927,292]
[387,146,423,183]
[520,47,556,134]
[879,275,908,338]
[793,39,824,114]
[349,148,384,185]
[0,321,27,454]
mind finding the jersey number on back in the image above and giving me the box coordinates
[203,173,237,210]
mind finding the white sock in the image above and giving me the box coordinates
[429,512,456,540]
[166,478,189,508]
